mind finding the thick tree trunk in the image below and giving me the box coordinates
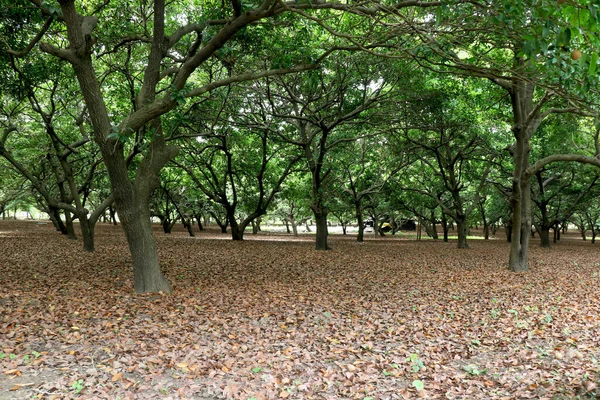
[314,212,330,250]
[79,215,95,252]
[162,219,174,234]
[539,227,551,248]
[508,80,538,272]
[230,219,244,240]
[291,218,298,236]
[456,217,469,249]
[120,205,171,293]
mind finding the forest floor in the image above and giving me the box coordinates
[1,221,600,400]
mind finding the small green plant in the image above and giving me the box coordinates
[490,308,499,319]
[406,353,425,372]
[544,313,553,324]
[71,379,84,394]
[0,352,5,359]
[31,351,41,358]
[382,369,392,376]
[251,367,262,373]
[471,339,481,347]
[412,379,425,391]
[463,364,487,376]
[8,353,16,360]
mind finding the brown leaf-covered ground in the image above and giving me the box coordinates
[1,220,600,400]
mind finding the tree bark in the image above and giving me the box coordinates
[507,80,539,272]
[314,211,330,250]
[65,211,77,240]
[356,204,365,243]
[456,216,469,249]
[539,226,551,248]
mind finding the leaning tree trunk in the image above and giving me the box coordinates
[64,211,77,240]
[183,218,195,237]
[49,206,67,234]
[194,215,204,231]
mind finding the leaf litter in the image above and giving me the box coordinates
[1,220,600,399]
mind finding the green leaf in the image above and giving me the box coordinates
[412,379,425,391]
[251,367,262,373]
[589,53,598,75]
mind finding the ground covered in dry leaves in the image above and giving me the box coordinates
[1,221,600,400]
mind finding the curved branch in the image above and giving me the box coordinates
[526,154,600,179]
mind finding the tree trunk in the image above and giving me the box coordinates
[184,219,195,237]
[441,213,449,242]
[49,207,67,234]
[194,214,204,231]
[356,206,365,243]
[539,226,551,248]
[456,217,469,249]
[430,211,439,240]
[65,211,77,240]
[314,212,330,250]
[284,219,291,233]
[230,219,244,240]
[162,218,174,234]
[79,215,95,252]
[109,206,117,225]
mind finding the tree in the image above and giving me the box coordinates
[267,54,398,249]
[174,85,301,241]
[335,136,407,242]
[392,1,600,270]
